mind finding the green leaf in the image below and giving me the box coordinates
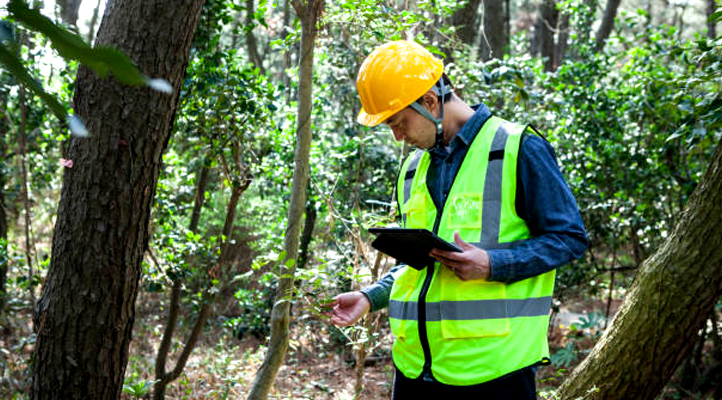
[8,0,146,86]
[0,43,65,118]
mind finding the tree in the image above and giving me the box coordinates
[0,88,7,315]
[247,0,324,398]
[535,0,558,71]
[480,0,506,60]
[445,0,480,59]
[56,0,83,27]
[708,0,718,39]
[30,0,205,398]
[595,0,622,52]
[558,139,722,399]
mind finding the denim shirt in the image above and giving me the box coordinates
[361,104,588,312]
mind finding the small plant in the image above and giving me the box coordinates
[550,342,578,368]
[122,373,156,398]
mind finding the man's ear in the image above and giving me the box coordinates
[421,90,438,111]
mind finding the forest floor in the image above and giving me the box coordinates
[0,287,696,399]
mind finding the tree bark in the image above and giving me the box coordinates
[247,1,323,398]
[554,12,570,69]
[536,0,558,71]
[30,1,205,399]
[297,200,317,270]
[558,140,722,399]
[707,0,718,39]
[595,0,622,52]
[480,0,506,60]
[86,0,103,44]
[245,0,266,74]
[0,94,8,315]
[57,0,83,27]
[446,0,481,58]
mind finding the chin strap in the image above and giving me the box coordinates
[409,79,452,149]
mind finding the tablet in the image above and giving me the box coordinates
[369,228,461,270]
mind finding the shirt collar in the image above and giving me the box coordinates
[428,103,491,158]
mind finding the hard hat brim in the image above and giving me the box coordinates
[357,107,396,127]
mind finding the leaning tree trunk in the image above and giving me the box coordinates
[247,0,323,399]
[480,0,505,60]
[559,140,722,399]
[30,1,205,399]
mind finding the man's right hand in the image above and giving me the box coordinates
[329,291,371,327]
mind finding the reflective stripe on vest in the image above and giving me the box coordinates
[389,296,553,321]
[391,116,555,386]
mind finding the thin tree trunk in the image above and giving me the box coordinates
[17,85,35,305]
[0,96,8,315]
[86,0,103,44]
[153,174,249,399]
[245,0,266,74]
[595,0,622,52]
[297,200,316,270]
[708,0,718,39]
[480,0,506,60]
[555,12,570,69]
[559,140,722,399]
[247,1,323,398]
[280,0,292,92]
[30,1,205,398]
[152,159,211,400]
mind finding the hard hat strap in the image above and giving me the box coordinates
[409,79,451,148]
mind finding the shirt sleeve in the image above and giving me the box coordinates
[359,264,403,312]
[487,133,588,283]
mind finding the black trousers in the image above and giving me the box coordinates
[391,366,537,400]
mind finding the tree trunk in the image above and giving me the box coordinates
[480,0,506,60]
[558,140,722,399]
[536,0,558,71]
[297,200,316,270]
[86,0,103,44]
[0,94,8,315]
[30,1,205,399]
[554,12,570,69]
[247,1,323,398]
[245,0,266,74]
[595,0,622,52]
[57,0,83,26]
[445,0,481,59]
[707,0,717,39]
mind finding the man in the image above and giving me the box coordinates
[329,40,588,398]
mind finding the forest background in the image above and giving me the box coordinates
[0,0,721,399]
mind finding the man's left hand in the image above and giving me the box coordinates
[429,231,491,281]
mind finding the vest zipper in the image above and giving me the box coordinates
[417,211,444,382]
[417,262,435,382]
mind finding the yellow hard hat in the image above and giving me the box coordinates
[356,40,444,127]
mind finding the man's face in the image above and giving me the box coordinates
[384,106,436,149]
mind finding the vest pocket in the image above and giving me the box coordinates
[403,192,427,229]
[446,193,482,229]
[439,270,510,338]
[389,271,419,339]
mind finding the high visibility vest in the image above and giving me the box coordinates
[391,116,555,386]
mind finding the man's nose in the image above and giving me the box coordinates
[392,127,404,141]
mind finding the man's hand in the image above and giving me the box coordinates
[429,231,491,281]
[329,291,371,327]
